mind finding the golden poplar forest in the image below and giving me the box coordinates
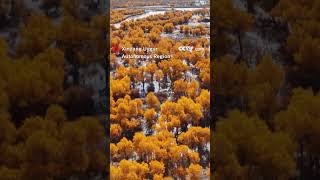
[0,0,320,180]
[110,1,211,179]
[0,0,108,179]
[213,0,320,179]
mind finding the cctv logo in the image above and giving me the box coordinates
[178,46,194,52]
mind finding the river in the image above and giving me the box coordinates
[113,6,209,28]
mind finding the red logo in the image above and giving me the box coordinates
[111,44,120,54]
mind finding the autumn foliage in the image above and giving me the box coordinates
[110,7,210,179]
[0,2,108,179]
[213,0,320,179]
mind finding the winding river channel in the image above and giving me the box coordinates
[113,6,209,28]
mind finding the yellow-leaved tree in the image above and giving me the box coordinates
[275,88,320,178]
[213,110,296,179]
[110,160,149,180]
[17,14,56,57]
